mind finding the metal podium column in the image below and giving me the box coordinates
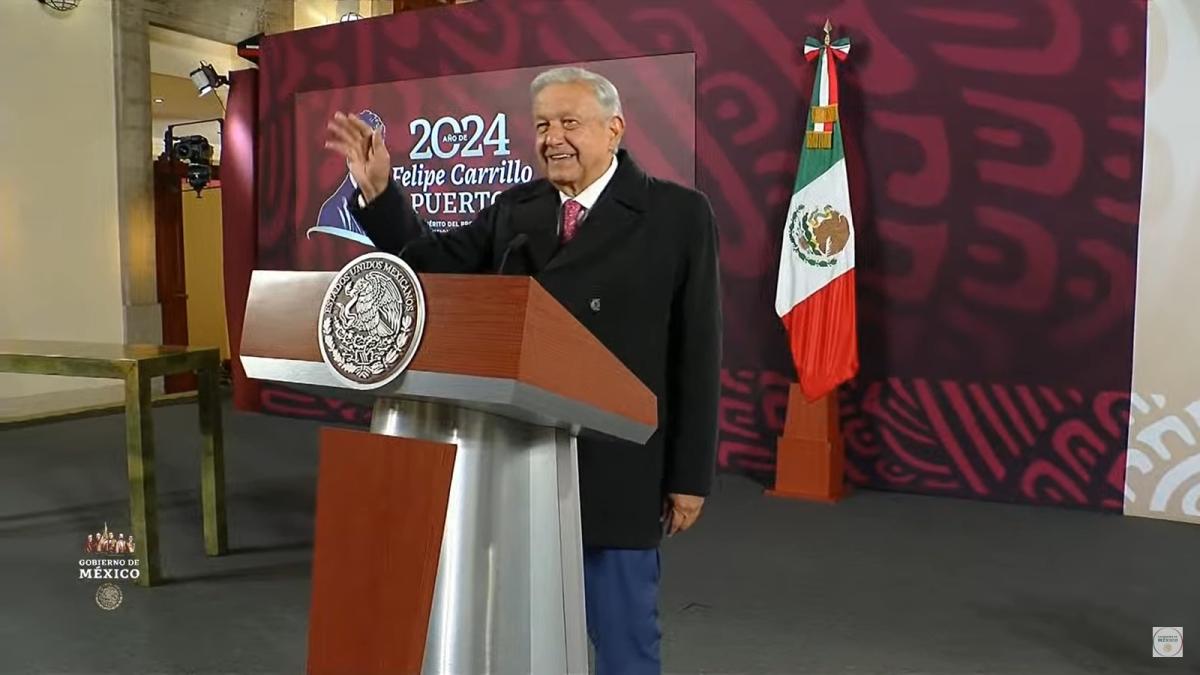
[370,397,589,675]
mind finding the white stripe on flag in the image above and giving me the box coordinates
[814,49,829,133]
[774,157,856,316]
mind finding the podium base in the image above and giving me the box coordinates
[308,398,589,675]
[308,428,454,674]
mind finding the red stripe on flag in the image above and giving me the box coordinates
[779,269,858,401]
[826,47,839,106]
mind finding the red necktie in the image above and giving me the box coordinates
[560,199,584,244]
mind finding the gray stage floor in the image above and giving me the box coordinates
[0,397,1196,675]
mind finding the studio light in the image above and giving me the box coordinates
[188,62,228,97]
[38,0,81,11]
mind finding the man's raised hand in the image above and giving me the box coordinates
[324,112,391,202]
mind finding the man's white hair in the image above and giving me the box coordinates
[530,66,623,118]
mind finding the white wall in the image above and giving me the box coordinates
[0,0,126,418]
[1124,0,1200,525]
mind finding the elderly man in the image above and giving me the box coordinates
[325,66,720,675]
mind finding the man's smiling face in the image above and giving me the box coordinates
[532,81,624,196]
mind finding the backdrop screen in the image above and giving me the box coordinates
[289,54,695,271]
[253,0,1147,511]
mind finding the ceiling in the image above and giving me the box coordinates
[150,73,224,122]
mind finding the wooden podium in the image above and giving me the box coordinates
[240,271,657,675]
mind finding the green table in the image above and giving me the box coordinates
[0,340,227,586]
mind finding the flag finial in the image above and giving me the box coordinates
[823,19,833,46]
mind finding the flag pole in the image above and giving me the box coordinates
[767,18,853,504]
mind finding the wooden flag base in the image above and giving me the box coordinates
[766,384,848,503]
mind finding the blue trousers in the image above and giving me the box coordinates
[583,547,662,675]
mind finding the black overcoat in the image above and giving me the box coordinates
[351,150,721,549]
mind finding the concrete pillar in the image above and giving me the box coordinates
[111,0,161,345]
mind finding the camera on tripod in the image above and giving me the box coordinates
[161,120,222,197]
[171,134,214,195]
[173,135,213,164]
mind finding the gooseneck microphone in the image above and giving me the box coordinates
[497,233,530,275]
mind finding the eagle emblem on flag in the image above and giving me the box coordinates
[788,204,851,268]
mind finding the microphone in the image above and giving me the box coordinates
[396,238,419,260]
[497,233,529,275]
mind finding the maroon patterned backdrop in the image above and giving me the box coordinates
[247,0,1146,511]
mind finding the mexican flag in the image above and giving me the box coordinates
[774,30,858,401]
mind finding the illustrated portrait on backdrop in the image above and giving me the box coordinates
[308,109,385,247]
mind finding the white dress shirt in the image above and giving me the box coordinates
[558,154,619,215]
